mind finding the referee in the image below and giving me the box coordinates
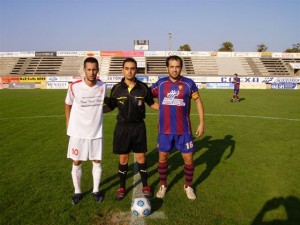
[104,57,159,200]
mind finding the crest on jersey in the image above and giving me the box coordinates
[178,85,183,91]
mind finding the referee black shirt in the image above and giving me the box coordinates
[107,78,155,125]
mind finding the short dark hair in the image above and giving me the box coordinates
[166,55,183,68]
[122,57,137,68]
[84,57,99,68]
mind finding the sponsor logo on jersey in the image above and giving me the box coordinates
[162,90,185,106]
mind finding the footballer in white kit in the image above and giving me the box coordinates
[66,79,106,160]
[65,57,107,205]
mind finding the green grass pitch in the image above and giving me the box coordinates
[0,89,299,225]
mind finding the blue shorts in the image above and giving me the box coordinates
[157,134,194,153]
[234,89,239,95]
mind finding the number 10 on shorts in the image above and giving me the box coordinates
[72,148,79,155]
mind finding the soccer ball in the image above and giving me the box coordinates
[131,197,151,217]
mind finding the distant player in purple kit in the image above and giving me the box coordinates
[231,73,240,102]
[65,57,106,205]
[150,55,205,200]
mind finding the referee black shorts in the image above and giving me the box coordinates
[113,122,147,154]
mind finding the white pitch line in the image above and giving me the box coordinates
[130,159,146,225]
[0,115,65,120]
[202,113,300,122]
[0,113,299,122]
[130,157,166,225]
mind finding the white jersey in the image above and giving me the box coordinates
[65,79,106,139]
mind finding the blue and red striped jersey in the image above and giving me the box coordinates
[233,77,240,89]
[151,76,199,135]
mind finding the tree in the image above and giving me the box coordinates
[257,43,268,52]
[218,41,234,52]
[285,43,300,53]
[178,44,191,51]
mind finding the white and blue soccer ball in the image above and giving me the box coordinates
[131,197,151,217]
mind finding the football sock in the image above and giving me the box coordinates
[137,162,148,187]
[92,162,102,193]
[118,163,128,189]
[158,162,168,186]
[184,163,194,187]
[71,164,82,194]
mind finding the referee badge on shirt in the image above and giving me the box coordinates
[138,100,142,106]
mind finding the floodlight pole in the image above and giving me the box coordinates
[168,32,172,51]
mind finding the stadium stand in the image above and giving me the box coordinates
[260,58,292,76]
[216,57,249,75]
[146,57,188,75]
[99,57,111,76]
[9,57,64,75]
[283,58,300,76]
[108,57,125,74]
[0,52,299,77]
[245,57,270,76]
[190,57,218,75]
[0,57,19,75]
[183,57,195,74]
[146,57,167,75]
[58,56,85,76]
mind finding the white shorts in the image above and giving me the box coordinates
[67,137,103,161]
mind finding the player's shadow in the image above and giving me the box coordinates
[231,97,245,102]
[147,135,236,193]
[193,135,235,188]
[251,196,300,225]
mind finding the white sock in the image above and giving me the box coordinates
[92,162,102,193]
[71,164,82,194]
